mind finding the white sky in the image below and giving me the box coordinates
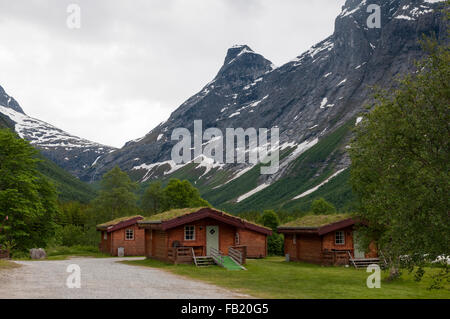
[0,0,346,148]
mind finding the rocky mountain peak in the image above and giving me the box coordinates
[223,44,255,64]
[215,44,274,88]
[0,85,25,114]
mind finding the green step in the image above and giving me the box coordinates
[221,256,243,270]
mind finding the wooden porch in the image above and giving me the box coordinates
[322,249,384,268]
[167,246,246,269]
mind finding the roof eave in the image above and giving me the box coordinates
[277,227,319,234]
[161,208,272,235]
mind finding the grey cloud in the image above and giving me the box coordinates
[0,0,345,147]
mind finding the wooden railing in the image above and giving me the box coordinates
[322,250,350,266]
[168,247,194,264]
[347,251,357,268]
[210,247,225,267]
[191,248,197,266]
[228,247,243,265]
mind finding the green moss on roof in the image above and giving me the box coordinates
[142,207,207,222]
[280,214,352,228]
[141,207,271,230]
[96,215,143,229]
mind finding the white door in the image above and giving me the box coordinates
[206,226,219,256]
[353,231,365,259]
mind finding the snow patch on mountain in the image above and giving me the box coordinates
[237,183,271,203]
[292,168,347,200]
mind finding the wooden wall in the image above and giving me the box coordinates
[282,226,378,265]
[99,224,145,256]
[322,226,354,252]
[143,217,269,262]
[297,234,323,264]
[284,234,297,260]
[238,228,267,258]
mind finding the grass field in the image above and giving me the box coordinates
[12,246,111,261]
[123,257,450,299]
[0,260,21,270]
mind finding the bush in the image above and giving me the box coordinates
[268,233,284,256]
[10,250,30,259]
[311,198,336,215]
[58,225,87,247]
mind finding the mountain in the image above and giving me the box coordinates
[80,0,446,213]
[0,87,98,202]
[0,85,117,180]
[1,0,447,212]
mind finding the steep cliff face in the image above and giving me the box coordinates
[0,85,116,179]
[79,0,446,211]
[1,0,447,211]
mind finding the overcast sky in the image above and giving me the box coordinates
[0,0,346,148]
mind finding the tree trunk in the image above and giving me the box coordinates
[387,265,400,281]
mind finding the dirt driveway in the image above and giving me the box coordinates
[0,257,248,299]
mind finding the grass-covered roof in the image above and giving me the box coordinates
[279,214,352,228]
[140,207,271,231]
[96,215,143,229]
[141,207,207,223]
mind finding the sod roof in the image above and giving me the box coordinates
[96,215,143,230]
[279,214,352,229]
[139,207,271,232]
[142,208,206,223]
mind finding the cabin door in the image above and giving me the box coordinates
[353,231,366,259]
[206,226,219,256]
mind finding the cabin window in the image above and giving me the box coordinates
[335,231,345,245]
[184,226,195,241]
[103,232,107,240]
[293,234,297,245]
[235,233,240,245]
[125,229,134,241]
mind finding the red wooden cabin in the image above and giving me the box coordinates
[97,215,145,256]
[138,207,272,264]
[278,214,378,266]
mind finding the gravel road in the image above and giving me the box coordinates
[0,257,248,299]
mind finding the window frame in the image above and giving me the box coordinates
[125,228,135,241]
[184,225,195,241]
[103,232,107,240]
[235,232,240,245]
[335,231,345,245]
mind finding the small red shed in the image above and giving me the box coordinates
[97,215,145,256]
[278,214,378,266]
[137,207,272,264]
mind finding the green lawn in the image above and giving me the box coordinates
[12,246,112,261]
[0,260,21,270]
[123,257,450,299]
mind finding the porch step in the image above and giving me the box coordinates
[352,258,381,268]
[195,256,215,267]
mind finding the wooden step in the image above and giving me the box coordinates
[352,259,382,268]
[195,256,215,267]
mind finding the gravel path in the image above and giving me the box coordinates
[0,257,248,299]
